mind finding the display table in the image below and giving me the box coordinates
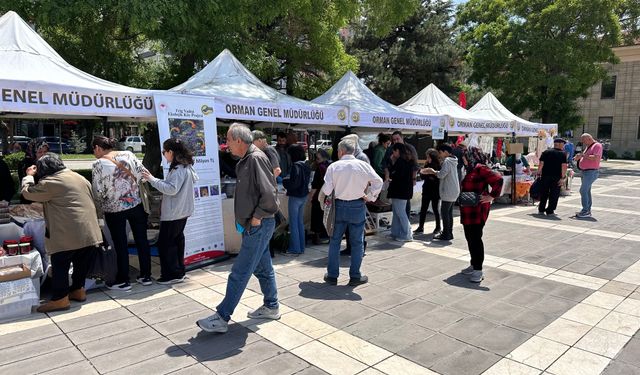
[0,251,43,320]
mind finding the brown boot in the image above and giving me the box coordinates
[69,288,86,302]
[37,296,71,313]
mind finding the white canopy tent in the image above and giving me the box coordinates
[469,93,557,137]
[170,49,346,126]
[312,71,444,131]
[400,84,512,135]
[0,11,155,121]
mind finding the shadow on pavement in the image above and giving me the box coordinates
[443,274,490,292]
[298,281,362,301]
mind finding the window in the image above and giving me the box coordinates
[601,75,616,99]
[597,117,613,139]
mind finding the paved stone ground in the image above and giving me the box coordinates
[2,160,640,375]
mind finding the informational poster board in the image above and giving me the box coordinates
[153,93,225,266]
[432,121,445,140]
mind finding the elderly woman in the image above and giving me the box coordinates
[21,153,102,313]
[92,136,151,290]
[459,147,503,283]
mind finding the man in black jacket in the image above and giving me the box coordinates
[197,123,281,334]
[537,138,568,216]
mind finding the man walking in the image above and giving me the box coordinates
[321,140,383,286]
[573,133,602,218]
[197,123,280,333]
[537,138,568,216]
[275,132,291,178]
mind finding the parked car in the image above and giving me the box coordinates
[118,136,145,153]
[0,135,31,153]
[37,136,72,154]
[313,139,332,149]
[296,141,308,151]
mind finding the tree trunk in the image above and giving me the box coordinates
[0,121,8,155]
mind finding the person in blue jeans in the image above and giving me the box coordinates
[573,134,602,218]
[282,145,311,255]
[197,123,280,334]
[320,139,383,286]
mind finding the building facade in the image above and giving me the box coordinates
[576,44,640,155]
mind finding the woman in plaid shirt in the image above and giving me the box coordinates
[459,147,503,283]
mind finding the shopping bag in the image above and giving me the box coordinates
[322,191,336,236]
[87,243,117,285]
[529,177,542,201]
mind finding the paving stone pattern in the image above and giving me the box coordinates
[1,161,640,374]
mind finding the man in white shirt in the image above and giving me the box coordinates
[321,140,383,286]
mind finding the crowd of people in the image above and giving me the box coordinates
[4,123,604,330]
[17,135,198,312]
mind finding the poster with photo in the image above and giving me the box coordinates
[153,93,225,267]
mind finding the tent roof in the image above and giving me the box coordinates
[0,11,155,120]
[400,83,473,118]
[312,71,442,130]
[469,92,546,136]
[170,49,345,125]
[400,84,516,134]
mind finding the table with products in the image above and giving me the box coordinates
[0,221,44,320]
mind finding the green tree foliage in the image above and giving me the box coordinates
[458,0,624,131]
[1,0,418,99]
[620,0,640,44]
[346,0,465,104]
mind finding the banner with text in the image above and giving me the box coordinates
[153,93,225,266]
[0,83,155,119]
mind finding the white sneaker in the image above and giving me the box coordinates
[470,270,484,283]
[461,266,474,275]
[575,211,592,218]
[247,305,281,320]
[196,312,228,333]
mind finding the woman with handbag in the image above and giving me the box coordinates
[309,149,331,245]
[387,143,414,242]
[414,148,441,235]
[459,147,503,283]
[91,136,152,290]
[21,153,102,312]
[142,138,198,284]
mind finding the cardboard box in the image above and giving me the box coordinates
[506,143,524,154]
[0,264,31,282]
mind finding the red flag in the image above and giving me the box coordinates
[459,91,467,109]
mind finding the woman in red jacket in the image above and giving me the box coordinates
[459,147,503,283]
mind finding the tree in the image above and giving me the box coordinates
[346,0,465,104]
[458,0,624,131]
[1,1,419,97]
[620,0,640,45]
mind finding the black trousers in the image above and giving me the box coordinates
[419,189,440,230]
[158,218,188,279]
[463,223,485,270]
[539,176,561,213]
[104,204,151,283]
[441,201,455,237]
[50,246,93,301]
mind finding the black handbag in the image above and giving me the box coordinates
[458,191,480,207]
[530,177,542,200]
[87,243,117,284]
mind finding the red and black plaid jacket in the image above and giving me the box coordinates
[459,164,503,225]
